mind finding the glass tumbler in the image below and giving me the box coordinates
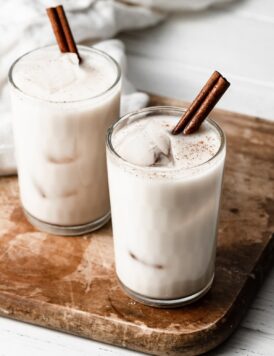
[9,45,121,236]
[106,106,226,307]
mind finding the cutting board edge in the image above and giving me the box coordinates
[0,231,273,356]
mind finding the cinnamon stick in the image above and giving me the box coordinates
[172,71,221,135]
[56,5,81,63]
[184,76,230,134]
[46,7,69,53]
[172,71,230,135]
[46,5,81,62]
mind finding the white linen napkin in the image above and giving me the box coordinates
[126,0,235,11]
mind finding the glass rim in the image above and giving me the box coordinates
[8,44,121,104]
[106,106,226,174]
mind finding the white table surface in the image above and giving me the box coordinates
[1,0,274,355]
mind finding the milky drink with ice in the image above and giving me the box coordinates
[10,45,121,233]
[107,107,226,305]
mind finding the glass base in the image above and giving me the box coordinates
[118,274,214,308]
[24,209,110,236]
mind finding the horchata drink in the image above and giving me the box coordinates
[107,106,226,307]
[9,45,121,235]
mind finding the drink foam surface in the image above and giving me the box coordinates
[112,115,221,170]
[12,46,117,101]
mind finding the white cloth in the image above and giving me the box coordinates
[0,0,235,175]
[126,0,235,11]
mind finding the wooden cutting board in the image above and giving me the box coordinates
[0,95,273,356]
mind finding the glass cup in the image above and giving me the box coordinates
[106,106,226,307]
[9,45,121,236]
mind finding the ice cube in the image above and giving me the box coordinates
[116,120,171,167]
[14,53,79,97]
[117,131,156,166]
[145,120,170,156]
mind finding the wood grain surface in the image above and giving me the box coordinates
[0,95,273,356]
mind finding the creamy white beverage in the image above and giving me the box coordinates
[107,106,226,306]
[9,45,121,235]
